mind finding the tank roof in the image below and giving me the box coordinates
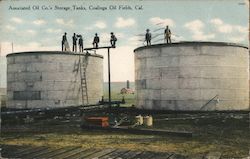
[6,51,103,58]
[134,41,248,52]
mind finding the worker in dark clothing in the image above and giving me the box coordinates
[72,33,77,52]
[110,32,117,48]
[145,29,151,46]
[92,33,100,48]
[62,32,67,51]
[164,25,171,44]
[78,35,83,52]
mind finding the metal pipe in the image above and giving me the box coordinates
[83,46,113,109]
[108,48,111,109]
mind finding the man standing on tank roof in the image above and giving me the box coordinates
[72,33,77,52]
[110,32,117,48]
[93,33,100,48]
[165,25,171,44]
[145,29,151,46]
[62,32,68,51]
[78,35,83,52]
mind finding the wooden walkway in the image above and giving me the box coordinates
[0,145,186,159]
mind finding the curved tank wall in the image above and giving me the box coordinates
[134,42,249,111]
[6,51,103,109]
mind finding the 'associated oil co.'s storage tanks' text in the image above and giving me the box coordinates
[6,51,103,109]
[134,42,249,111]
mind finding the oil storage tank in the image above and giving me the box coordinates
[134,42,249,111]
[6,51,103,109]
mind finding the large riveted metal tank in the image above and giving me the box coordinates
[6,51,103,109]
[134,42,249,111]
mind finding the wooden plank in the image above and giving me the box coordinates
[1,145,30,157]
[70,149,101,159]
[63,149,94,159]
[60,148,89,159]
[16,147,49,159]
[130,151,156,159]
[25,147,52,159]
[14,146,48,158]
[100,149,129,159]
[84,149,116,159]
[0,144,20,151]
[25,147,65,159]
[35,147,66,159]
[152,152,173,159]
[116,150,143,159]
[144,152,159,159]
[52,147,83,159]
[144,152,164,159]
[168,154,186,159]
[1,145,179,159]
[38,147,77,159]
[2,145,34,157]
[187,155,203,159]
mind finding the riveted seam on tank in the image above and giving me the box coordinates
[134,42,248,52]
[6,51,104,59]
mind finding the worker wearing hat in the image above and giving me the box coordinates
[72,33,77,52]
[78,35,84,52]
[110,32,117,48]
[62,32,68,51]
[92,33,100,48]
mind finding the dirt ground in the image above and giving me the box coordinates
[1,110,250,158]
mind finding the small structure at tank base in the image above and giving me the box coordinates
[120,88,134,94]
[6,51,103,109]
[134,42,249,111]
[120,80,135,94]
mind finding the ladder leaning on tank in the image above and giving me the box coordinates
[78,52,89,105]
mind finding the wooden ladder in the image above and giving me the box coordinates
[79,54,89,105]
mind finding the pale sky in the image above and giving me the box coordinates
[0,0,249,85]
